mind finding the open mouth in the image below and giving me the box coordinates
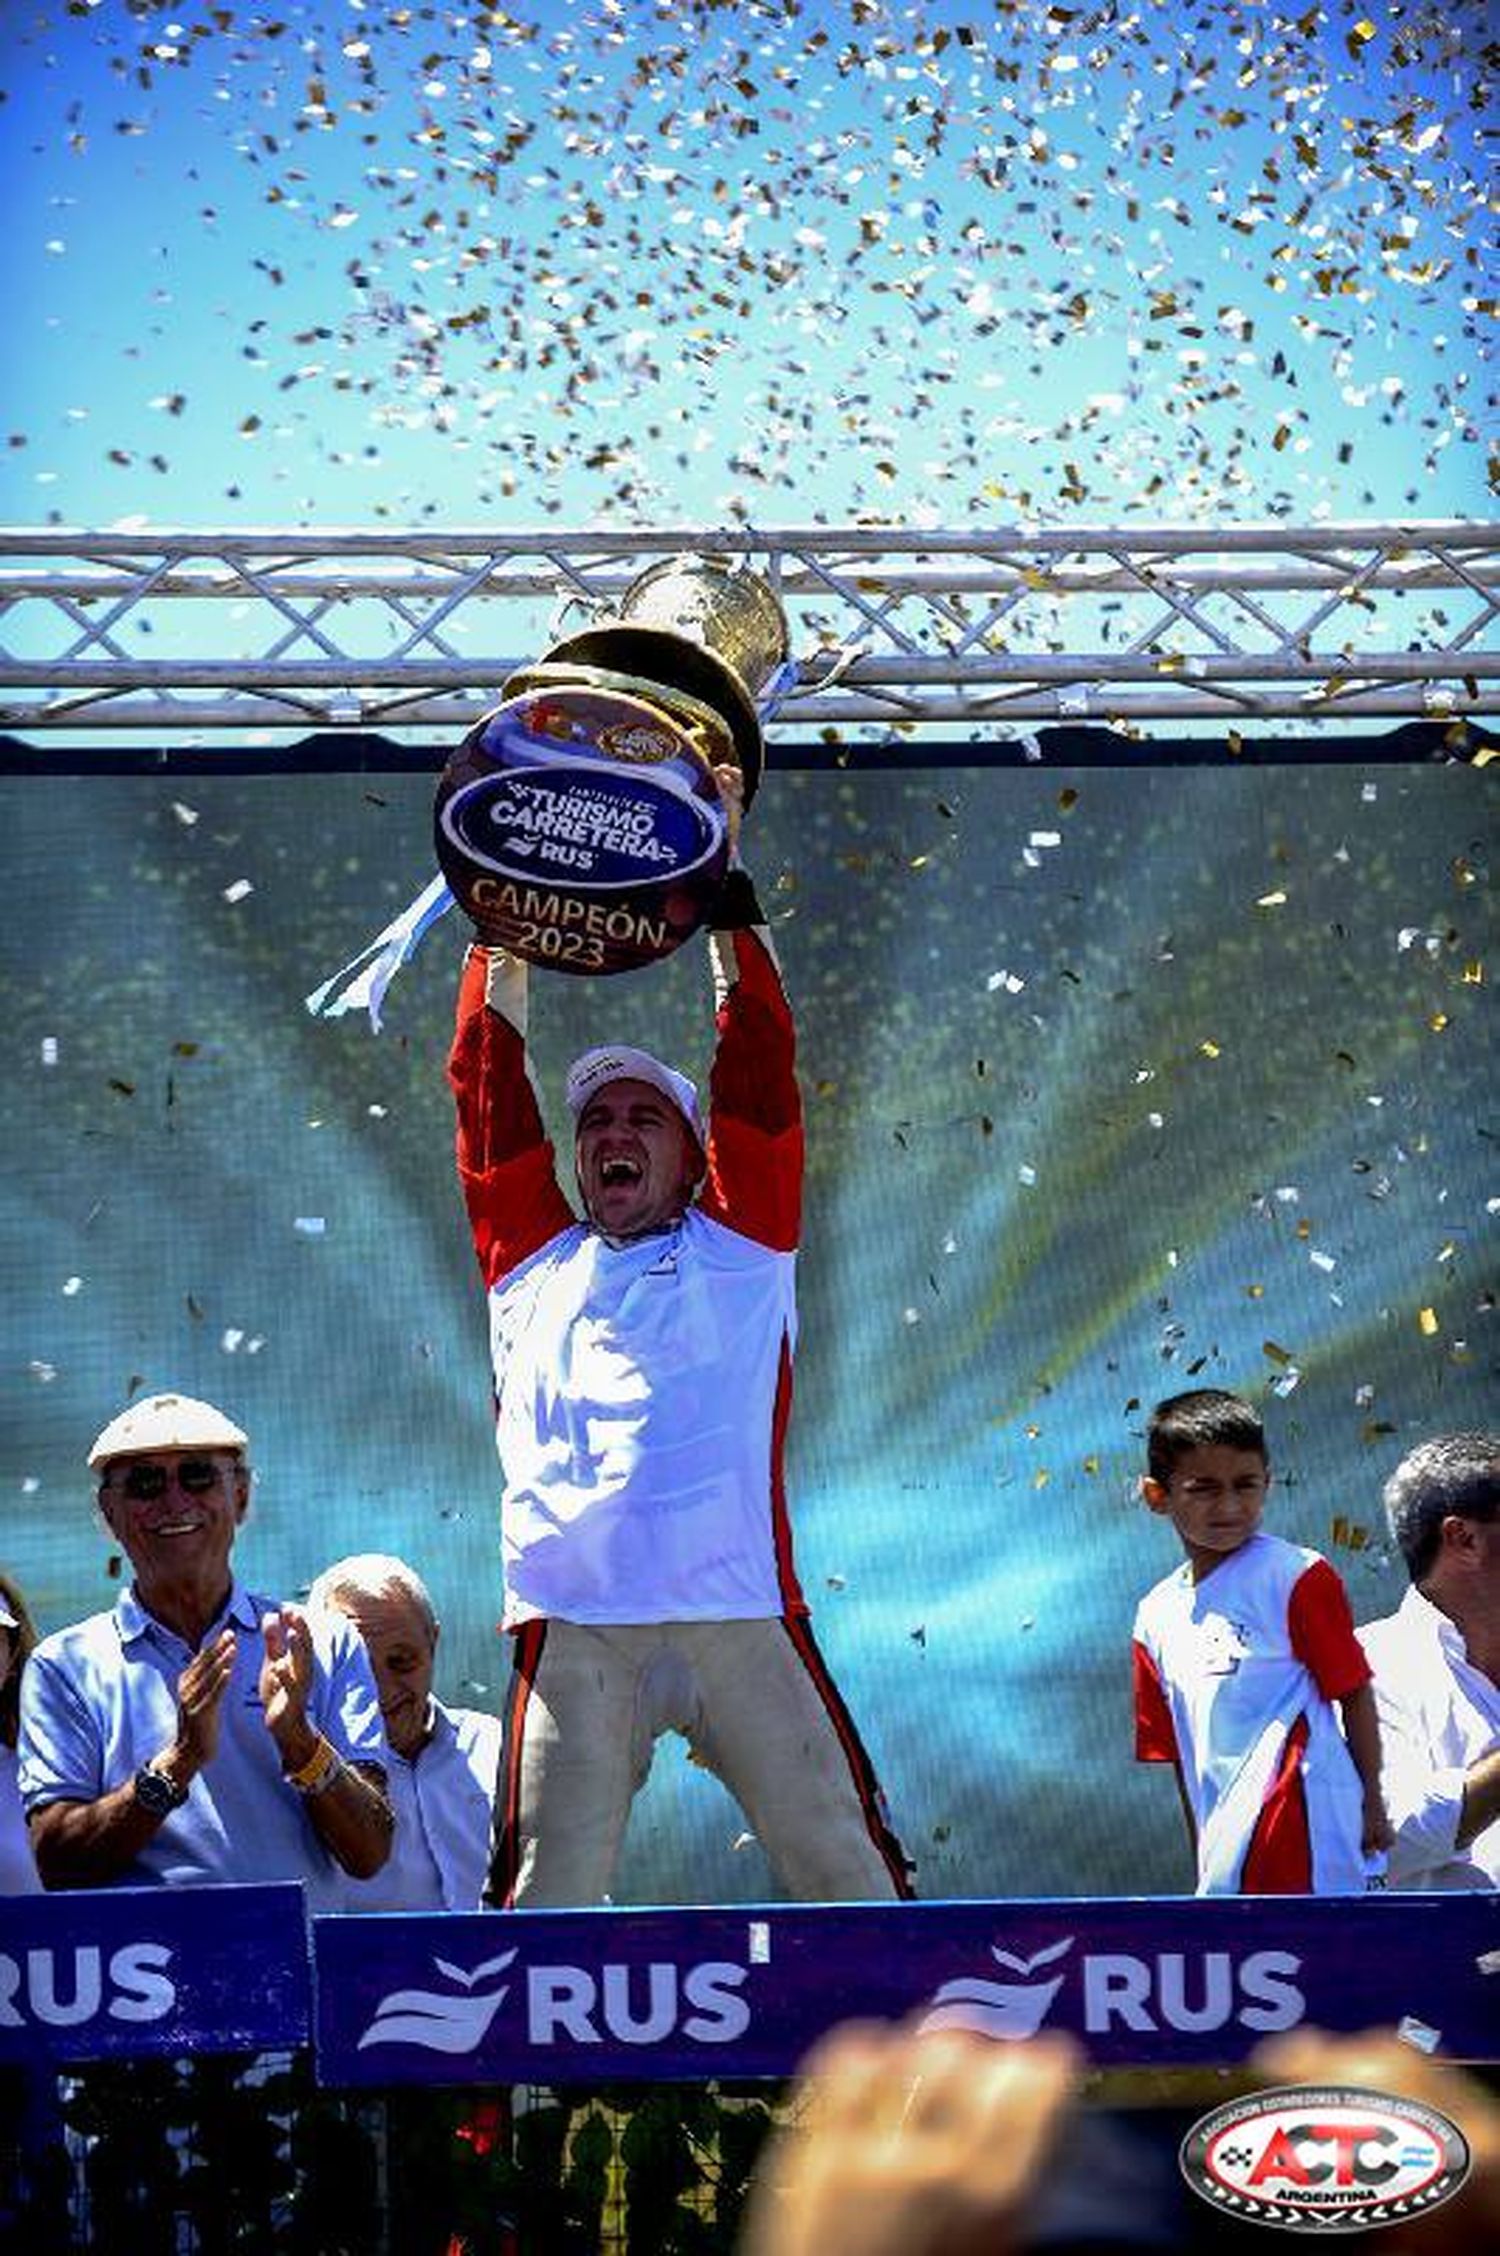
[599,1156,642,1186]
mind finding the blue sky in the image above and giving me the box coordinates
[4,0,1492,530]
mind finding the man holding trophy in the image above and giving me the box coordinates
[439,558,912,1908]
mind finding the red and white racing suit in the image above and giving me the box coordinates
[448,873,911,1907]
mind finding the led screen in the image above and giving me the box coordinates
[1,752,1492,1899]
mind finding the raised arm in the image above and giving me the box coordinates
[699,868,803,1250]
[447,943,575,1287]
[259,1605,394,1882]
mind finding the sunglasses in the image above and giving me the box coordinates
[111,1458,231,1503]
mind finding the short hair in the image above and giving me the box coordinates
[0,1571,39,1751]
[306,1553,438,1642]
[1147,1388,1268,1484]
[1382,1433,1500,1583]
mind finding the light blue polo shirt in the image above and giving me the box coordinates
[18,1580,387,1909]
[341,1700,502,1912]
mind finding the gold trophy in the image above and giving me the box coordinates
[434,556,789,974]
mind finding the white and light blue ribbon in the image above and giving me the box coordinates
[303,871,455,1033]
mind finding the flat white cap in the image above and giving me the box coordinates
[88,1391,249,1470]
[564,1044,704,1150]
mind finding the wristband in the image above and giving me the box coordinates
[284,1735,341,1795]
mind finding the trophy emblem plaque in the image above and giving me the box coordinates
[434,556,789,974]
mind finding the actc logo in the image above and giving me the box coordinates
[1180,2083,1471,2233]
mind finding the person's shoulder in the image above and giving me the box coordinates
[497,1217,590,1287]
[1240,1528,1329,1586]
[1357,1588,1426,1675]
[683,1201,794,1265]
[29,1604,121,1670]
[1133,1561,1189,1631]
[445,1703,503,1755]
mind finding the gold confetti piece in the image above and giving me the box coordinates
[1429,1013,1450,1032]
[1418,1307,1439,1336]
[1199,1040,1221,1059]
[1082,1455,1099,1475]
[1034,1469,1050,1490]
[1262,1339,1295,1366]
[1246,1284,1265,1300]
[1462,962,1484,984]
[1256,890,1287,908]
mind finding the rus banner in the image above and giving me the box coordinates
[0,1882,309,2065]
[311,1894,1500,2087]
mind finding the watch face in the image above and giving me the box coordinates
[133,1765,183,1816]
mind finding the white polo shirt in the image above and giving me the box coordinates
[1360,1584,1500,1890]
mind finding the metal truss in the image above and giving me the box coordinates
[0,521,1495,743]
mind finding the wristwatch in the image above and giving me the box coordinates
[133,1762,188,1818]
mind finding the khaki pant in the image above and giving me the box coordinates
[488,1616,911,1907]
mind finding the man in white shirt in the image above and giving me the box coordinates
[308,1554,500,1911]
[448,770,910,1908]
[1359,1432,1500,1890]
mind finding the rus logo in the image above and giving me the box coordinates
[0,1943,175,2028]
[358,1951,752,2057]
[918,1936,1306,2040]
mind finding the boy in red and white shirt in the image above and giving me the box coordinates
[448,768,910,1909]
[1131,1388,1392,1894]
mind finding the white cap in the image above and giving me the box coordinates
[564,1045,704,1151]
[88,1391,249,1470]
